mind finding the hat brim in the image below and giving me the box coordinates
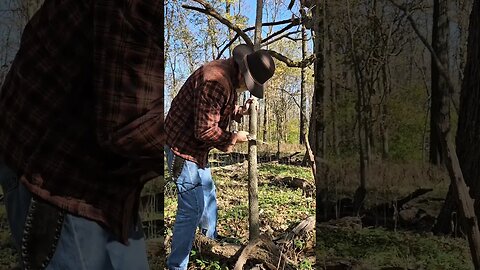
[243,63,264,98]
[233,45,264,99]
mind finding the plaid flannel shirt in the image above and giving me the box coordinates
[165,58,244,168]
[0,0,164,243]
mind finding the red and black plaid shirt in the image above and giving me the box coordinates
[165,58,243,167]
[0,0,163,243]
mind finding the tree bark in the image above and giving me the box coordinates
[262,92,268,142]
[437,130,480,269]
[299,6,308,145]
[346,0,367,212]
[248,0,263,241]
[308,0,327,223]
[326,1,339,156]
[436,0,480,234]
[429,0,450,165]
[308,0,325,161]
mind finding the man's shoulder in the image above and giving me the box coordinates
[202,58,234,90]
[203,58,231,71]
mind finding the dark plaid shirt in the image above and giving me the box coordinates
[0,0,164,243]
[165,58,244,168]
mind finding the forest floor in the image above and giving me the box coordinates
[164,161,316,270]
[163,153,473,270]
[0,155,474,269]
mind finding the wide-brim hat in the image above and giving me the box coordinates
[233,44,276,99]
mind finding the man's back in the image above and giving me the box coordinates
[165,58,239,167]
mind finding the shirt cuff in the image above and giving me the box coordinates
[216,131,238,152]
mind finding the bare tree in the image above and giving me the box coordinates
[435,0,480,235]
[429,0,450,165]
[246,0,263,241]
[299,3,308,145]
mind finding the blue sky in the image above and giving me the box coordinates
[164,0,309,109]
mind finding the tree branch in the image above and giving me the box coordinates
[388,0,459,113]
[183,0,253,46]
[261,22,300,44]
[278,88,301,109]
[184,0,313,69]
[216,35,240,59]
[262,30,302,47]
[241,18,301,35]
[267,50,315,68]
[216,18,301,59]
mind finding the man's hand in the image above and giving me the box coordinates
[225,131,249,153]
[238,98,255,115]
[235,131,250,143]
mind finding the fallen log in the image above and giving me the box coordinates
[233,234,296,270]
[275,216,315,243]
[368,188,433,215]
[278,151,302,164]
[193,233,296,270]
[193,234,241,263]
[362,188,433,228]
[318,188,434,229]
[269,176,315,197]
[191,218,315,269]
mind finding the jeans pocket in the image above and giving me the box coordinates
[0,163,19,194]
[176,161,201,194]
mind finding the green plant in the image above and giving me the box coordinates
[299,259,313,270]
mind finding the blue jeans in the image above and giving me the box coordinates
[165,148,218,270]
[0,162,149,270]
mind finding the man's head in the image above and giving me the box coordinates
[233,44,276,98]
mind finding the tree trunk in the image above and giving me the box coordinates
[380,60,391,160]
[276,115,281,159]
[326,3,340,156]
[346,0,367,212]
[381,103,389,159]
[299,7,308,145]
[429,0,450,165]
[248,0,263,241]
[455,0,472,89]
[248,98,260,241]
[436,0,480,237]
[308,0,325,158]
[309,0,326,207]
[262,93,268,142]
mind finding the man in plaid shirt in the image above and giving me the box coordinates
[0,0,163,269]
[165,44,276,270]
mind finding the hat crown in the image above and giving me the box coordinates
[246,50,275,84]
[232,44,276,98]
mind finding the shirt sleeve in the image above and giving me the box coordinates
[193,81,237,150]
[94,0,165,159]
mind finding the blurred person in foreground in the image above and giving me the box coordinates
[0,0,164,269]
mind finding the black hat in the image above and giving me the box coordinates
[233,44,276,98]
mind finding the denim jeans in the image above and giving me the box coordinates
[165,147,218,270]
[0,162,149,270]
